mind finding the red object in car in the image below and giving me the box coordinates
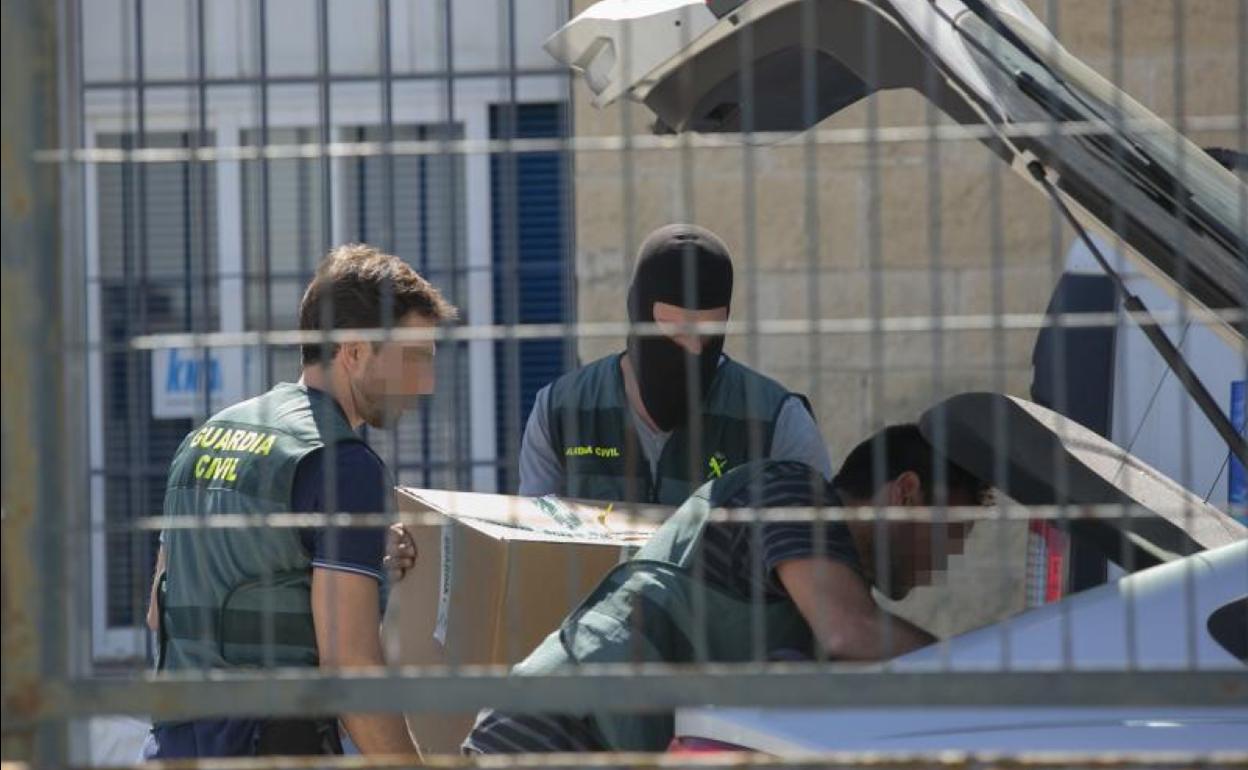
[1028,519,1069,605]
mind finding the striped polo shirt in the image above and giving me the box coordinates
[463,460,859,755]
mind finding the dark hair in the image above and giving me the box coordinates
[832,424,989,504]
[299,243,457,365]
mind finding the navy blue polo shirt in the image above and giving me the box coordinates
[292,442,388,583]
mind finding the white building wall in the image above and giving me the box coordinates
[78,0,571,663]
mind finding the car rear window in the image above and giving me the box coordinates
[1207,597,1248,664]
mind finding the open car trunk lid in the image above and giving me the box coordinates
[546,0,1247,346]
[918,392,1246,570]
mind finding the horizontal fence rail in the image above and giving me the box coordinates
[9,671,1247,728]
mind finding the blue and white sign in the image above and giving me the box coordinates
[1231,380,1246,511]
[151,347,249,419]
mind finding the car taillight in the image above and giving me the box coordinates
[1027,519,1069,606]
[667,736,751,753]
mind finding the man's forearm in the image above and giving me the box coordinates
[327,653,421,755]
[323,652,421,755]
[872,611,936,658]
[778,558,935,661]
[312,569,420,756]
[340,712,420,756]
[815,608,934,661]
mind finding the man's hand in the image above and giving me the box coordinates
[383,523,417,582]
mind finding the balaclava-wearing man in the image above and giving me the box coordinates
[626,223,734,431]
[512,221,826,506]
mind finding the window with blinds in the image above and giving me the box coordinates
[95,130,218,629]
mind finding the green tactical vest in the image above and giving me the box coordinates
[548,354,808,505]
[502,461,816,752]
[159,382,368,672]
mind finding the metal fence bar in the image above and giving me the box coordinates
[1242,0,1248,248]
[0,0,68,761]
[12,670,1248,726]
[58,0,92,687]
[120,310,1248,349]
[124,0,154,675]
[34,114,1248,164]
[113,502,1248,530]
[78,67,567,90]
[66,752,1248,770]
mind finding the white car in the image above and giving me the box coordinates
[665,392,1248,752]
[546,0,1248,754]
[674,542,1247,753]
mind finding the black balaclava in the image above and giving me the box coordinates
[626,224,734,431]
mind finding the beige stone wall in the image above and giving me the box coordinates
[567,0,1242,635]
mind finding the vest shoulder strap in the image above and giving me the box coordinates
[224,382,362,447]
[707,358,811,422]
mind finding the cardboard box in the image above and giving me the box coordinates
[383,488,665,754]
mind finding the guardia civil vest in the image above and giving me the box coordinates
[159,382,369,671]
[498,461,815,752]
[547,354,808,505]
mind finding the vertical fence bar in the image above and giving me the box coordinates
[1168,0,1200,672]
[862,0,893,661]
[1038,0,1075,673]
[254,0,280,673]
[1104,0,1139,677]
[800,0,831,667]
[376,4,401,671]
[1,0,68,762]
[127,0,152,674]
[617,1,640,508]
[920,1,949,667]
[986,91,1012,674]
[734,0,767,667]
[379,0,395,259]
[1238,0,1247,532]
[193,0,218,673]
[1053,1,1075,673]
[1241,0,1248,252]
[438,0,468,490]
[556,0,580,620]
[58,0,92,684]
[673,0,710,670]
[499,0,521,495]
[257,0,274,387]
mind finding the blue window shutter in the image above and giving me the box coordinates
[490,103,571,491]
